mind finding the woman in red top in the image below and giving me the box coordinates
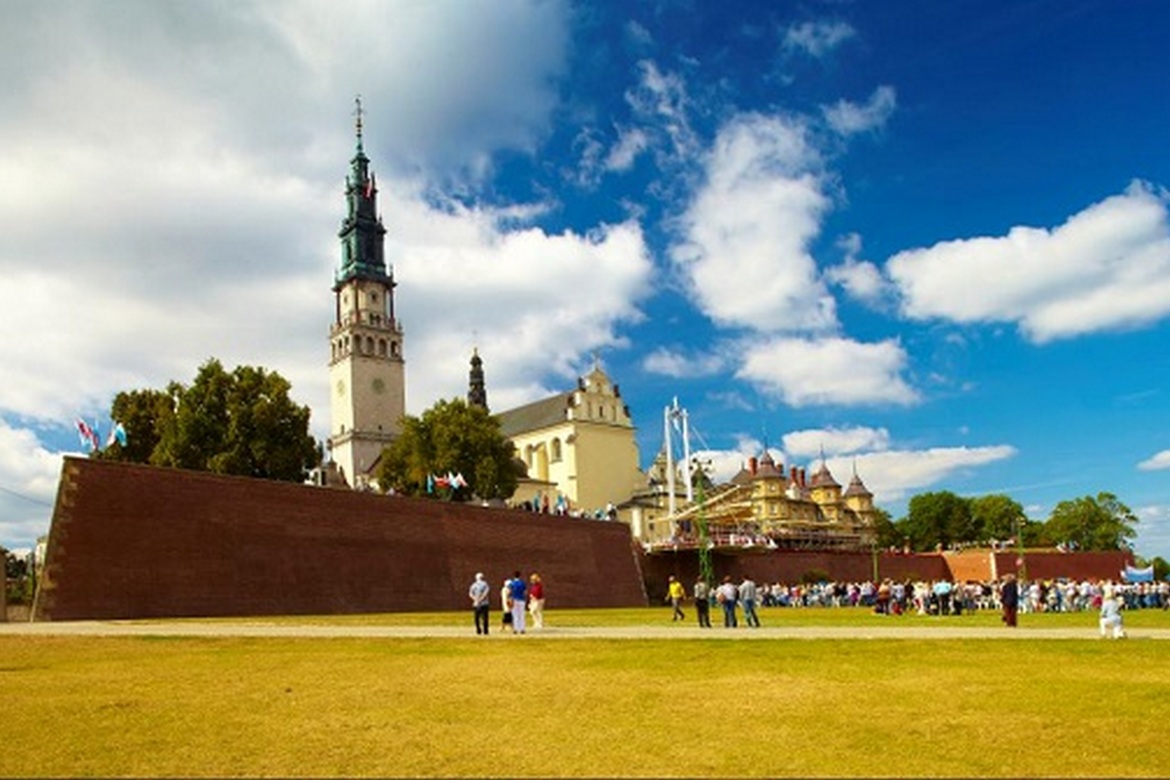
[528,573,546,629]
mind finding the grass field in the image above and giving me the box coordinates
[3,607,1169,777]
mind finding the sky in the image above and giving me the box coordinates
[3,0,1170,560]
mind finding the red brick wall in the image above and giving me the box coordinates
[33,458,648,621]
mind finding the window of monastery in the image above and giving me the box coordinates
[391,342,400,357]
[378,339,386,357]
[550,438,562,462]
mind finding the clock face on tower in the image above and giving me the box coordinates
[335,379,346,397]
[371,378,386,394]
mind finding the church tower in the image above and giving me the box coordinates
[467,348,488,412]
[328,99,405,488]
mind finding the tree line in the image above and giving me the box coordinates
[872,489,1139,553]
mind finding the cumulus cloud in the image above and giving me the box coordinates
[1138,450,1170,471]
[829,445,1018,502]
[886,182,1170,342]
[642,347,727,378]
[671,114,838,332]
[783,426,892,458]
[823,85,897,136]
[0,419,65,551]
[826,233,891,305]
[783,20,856,58]
[695,433,1016,506]
[736,336,918,407]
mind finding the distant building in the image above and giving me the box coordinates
[495,361,644,514]
[645,451,879,551]
[327,101,406,488]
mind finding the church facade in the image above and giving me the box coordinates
[327,104,405,488]
[495,363,644,515]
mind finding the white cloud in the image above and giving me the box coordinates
[1138,450,1170,471]
[671,114,838,332]
[694,435,1016,507]
[606,127,650,172]
[736,336,918,407]
[625,60,700,165]
[783,20,856,58]
[389,186,655,412]
[642,347,726,378]
[886,182,1170,342]
[783,426,892,458]
[0,420,66,550]
[823,86,897,136]
[826,233,890,305]
[833,446,1018,502]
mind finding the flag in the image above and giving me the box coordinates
[426,474,435,494]
[76,419,99,451]
[1122,565,1154,583]
[106,421,127,448]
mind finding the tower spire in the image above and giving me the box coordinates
[354,94,365,153]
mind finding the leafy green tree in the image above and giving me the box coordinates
[1044,492,1138,550]
[96,388,175,463]
[970,494,1026,543]
[900,491,975,551]
[870,507,900,548]
[103,359,316,482]
[376,398,521,500]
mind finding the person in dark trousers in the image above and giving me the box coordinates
[469,572,490,635]
[693,577,712,628]
[1000,573,1019,627]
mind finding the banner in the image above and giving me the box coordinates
[1121,564,1154,583]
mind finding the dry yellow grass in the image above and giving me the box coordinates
[2,623,1168,777]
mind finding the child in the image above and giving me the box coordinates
[1099,587,1126,639]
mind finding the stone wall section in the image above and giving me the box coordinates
[33,457,647,621]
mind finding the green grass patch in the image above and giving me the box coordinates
[3,609,1169,777]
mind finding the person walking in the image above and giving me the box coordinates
[667,575,687,621]
[528,573,546,630]
[469,572,491,635]
[501,576,514,631]
[693,577,712,628]
[508,570,528,634]
[717,576,739,628]
[1000,573,1019,628]
[740,575,761,627]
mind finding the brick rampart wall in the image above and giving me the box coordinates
[33,457,648,621]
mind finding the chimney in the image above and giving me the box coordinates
[799,468,807,488]
[789,466,797,484]
[748,456,758,476]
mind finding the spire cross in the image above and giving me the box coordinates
[354,95,365,150]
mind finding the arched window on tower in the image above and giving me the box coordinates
[550,438,562,463]
[378,339,386,356]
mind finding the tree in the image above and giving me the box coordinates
[870,507,901,549]
[1044,492,1138,551]
[96,388,175,464]
[899,491,975,551]
[102,359,317,482]
[969,494,1026,543]
[376,398,521,500]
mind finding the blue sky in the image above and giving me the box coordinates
[2,1,1169,559]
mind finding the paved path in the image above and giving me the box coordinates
[2,620,1167,641]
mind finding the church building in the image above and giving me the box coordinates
[494,361,644,515]
[327,102,405,488]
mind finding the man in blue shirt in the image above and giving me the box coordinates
[508,570,528,634]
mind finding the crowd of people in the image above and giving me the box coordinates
[665,574,1166,637]
[468,571,546,635]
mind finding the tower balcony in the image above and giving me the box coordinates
[331,311,403,335]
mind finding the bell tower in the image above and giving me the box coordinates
[328,98,405,488]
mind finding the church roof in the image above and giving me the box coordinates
[809,462,840,489]
[843,472,872,498]
[495,392,572,437]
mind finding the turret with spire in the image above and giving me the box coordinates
[468,348,488,411]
